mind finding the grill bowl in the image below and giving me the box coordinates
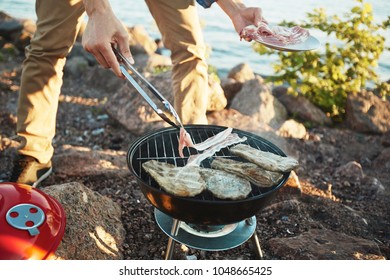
[127,125,290,225]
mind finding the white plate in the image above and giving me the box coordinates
[256,34,320,52]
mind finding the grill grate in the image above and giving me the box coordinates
[129,126,287,202]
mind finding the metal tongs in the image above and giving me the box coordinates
[113,48,183,129]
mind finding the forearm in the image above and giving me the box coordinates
[216,0,245,19]
[83,0,113,16]
[216,0,264,34]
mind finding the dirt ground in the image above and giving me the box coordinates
[0,55,389,260]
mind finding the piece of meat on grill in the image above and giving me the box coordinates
[200,168,252,200]
[186,133,247,166]
[142,160,205,197]
[142,159,251,200]
[230,144,299,172]
[178,127,234,158]
[178,127,195,158]
[211,157,283,188]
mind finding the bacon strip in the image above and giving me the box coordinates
[186,133,247,166]
[240,22,309,46]
[178,127,234,158]
[192,127,233,151]
[178,127,195,158]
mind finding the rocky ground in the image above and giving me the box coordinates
[0,11,389,260]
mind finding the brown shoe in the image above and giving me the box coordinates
[9,155,52,187]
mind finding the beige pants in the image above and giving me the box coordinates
[17,0,209,163]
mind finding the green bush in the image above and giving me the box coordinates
[253,0,389,121]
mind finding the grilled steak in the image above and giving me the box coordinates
[200,168,252,200]
[211,157,283,187]
[142,160,205,197]
[230,144,299,172]
[142,160,251,200]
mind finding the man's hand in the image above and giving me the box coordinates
[217,0,265,41]
[82,0,133,77]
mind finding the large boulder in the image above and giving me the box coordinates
[230,76,287,128]
[207,109,292,157]
[273,86,332,126]
[44,182,125,260]
[127,24,157,55]
[104,72,172,135]
[222,63,256,104]
[0,11,23,41]
[227,63,255,83]
[345,90,390,134]
[220,77,243,105]
[0,12,36,51]
[105,70,227,135]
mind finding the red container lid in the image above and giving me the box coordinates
[0,182,66,260]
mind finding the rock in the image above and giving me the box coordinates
[105,70,227,134]
[13,30,31,52]
[382,130,390,147]
[21,19,36,35]
[267,228,384,259]
[372,148,390,172]
[84,64,126,94]
[222,63,256,107]
[52,145,130,177]
[261,199,301,215]
[0,12,23,40]
[104,82,167,135]
[227,63,255,83]
[345,90,390,134]
[334,161,365,180]
[104,70,173,135]
[0,35,5,49]
[0,135,20,152]
[64,56,89,78]
[206,108,291,155]
[372,148,390,191]
[144,53,172,72]
[127,25,157,55]
[220,77,243,105]
[44,182,125,260]
[68,42,96,66]
[14,19,36,51]
[230,76,287,128]
[361,176,385,197]
[0,13,35,52]
[1,42,20,56]
[207,108,266,131]
[277,119,307,139]
[273,86,332,126]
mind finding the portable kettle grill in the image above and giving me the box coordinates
[0,182,66,260]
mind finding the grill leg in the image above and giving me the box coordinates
[245,217,263,259]
[165,218,181,260]
[250,232,263,259]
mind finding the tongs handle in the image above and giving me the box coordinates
[113,48,183,129]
